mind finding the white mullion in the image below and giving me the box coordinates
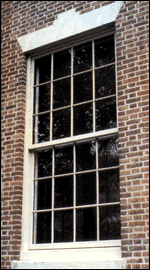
[73,143,76,242]
[51,147,55,243]
[71,47,73,137]
[50,54,53,142]
[92,40,95,133]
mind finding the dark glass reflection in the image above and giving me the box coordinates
[76,141,96,172]
[54,49,71,79]
[33,113,50,143]
[96,97,116,131]
[76,172,96,206]
[73,42,92,73]
[35,179,52,210]
[55,176,73,208]
[74,103,93,136]
[55,145,73,175]
[100,205,120,240]
[76,208,96,241]
[95,65,115,99]
[34,84,50,114]
[36,149,52,178]
[54,210,73,242]
[53,78,71,109]
[95,36,115,68]
[74,72,92,104]
[99,169,119,203]
[34,55,51,84]
[53,108,70,140]
[35,212,51,243]
[98,137,119,168]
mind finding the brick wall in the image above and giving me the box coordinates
[116,2,149,269]
[1,1,149,269]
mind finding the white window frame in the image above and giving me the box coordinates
[20,32,121,263]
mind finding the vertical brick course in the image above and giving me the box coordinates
[1,1,149,269]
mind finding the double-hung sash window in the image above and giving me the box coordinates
[32,34,120,245]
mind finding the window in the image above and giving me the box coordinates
[31,35,120,245]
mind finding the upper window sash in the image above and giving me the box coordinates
[30,35,117,150]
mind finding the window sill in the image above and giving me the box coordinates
[12,259,125,269]
[16,240,122,268]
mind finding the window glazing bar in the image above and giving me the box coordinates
[50,54,53,142]
[32,202,120,213]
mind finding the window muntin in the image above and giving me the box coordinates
[32,35,120,245]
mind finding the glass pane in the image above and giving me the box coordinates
[34,212,51,244]
[35,179,52,210]
[95,36,115,68]
[34,55,51,84]
[99,169,119,203]
[33,113,50,144]
[36,149,52,178]
[98,137,119,169]
[76,208,97,241]
[74,103,93,136]
[54,210,73,242]
[96,97,116,131]
[55,145,73,175]
[95,65,115,99]
[54,49,71,79]
[76,172,96,206]
[53,78,71,109]
[99,205,120,240]
[76,141,96,172]
[74,71,92,104]
[53,108,71,140]
[54,176,73,208]
[73,42,92,73]
[34,84,50,114]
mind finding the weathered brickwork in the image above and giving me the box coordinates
[116,2,149,269]
[1,1,149,269]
